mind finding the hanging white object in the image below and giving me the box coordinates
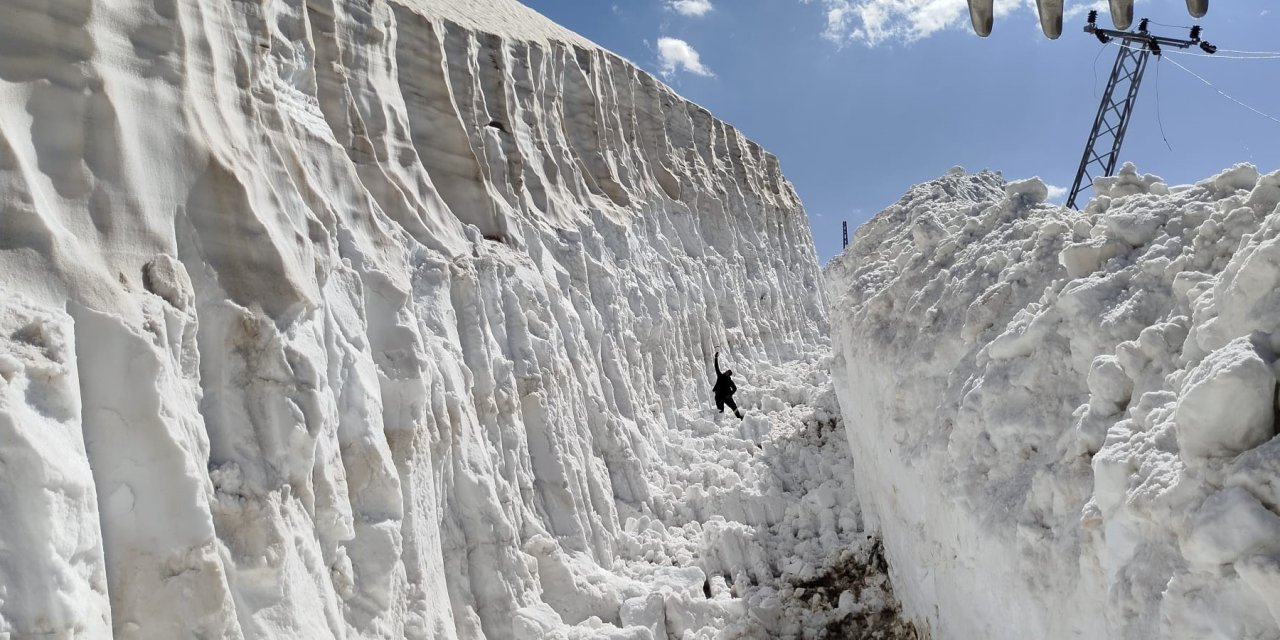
[1109,0,1134,31]
[967,0,994,37]
[1037,0,1064,39]
[967,0,1207,38]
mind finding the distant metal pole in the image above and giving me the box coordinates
[842,221,848,249]
[1065,14,1216,209]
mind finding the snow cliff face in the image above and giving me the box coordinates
[827,164,1280,639]
[0,0,831,638]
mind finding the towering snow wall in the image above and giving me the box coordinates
[0,0,827,637]
[826,165,1280,639]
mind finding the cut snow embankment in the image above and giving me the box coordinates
[826,163,1280,639]
[0,0,913,638]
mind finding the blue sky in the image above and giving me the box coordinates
[521,0,1280,262]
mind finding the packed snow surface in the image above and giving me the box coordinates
[0,0,919,638]
[827,163,1280,639]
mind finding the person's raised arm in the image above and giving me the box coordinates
[715,351,722,376]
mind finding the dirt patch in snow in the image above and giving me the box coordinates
[790,539,923,639]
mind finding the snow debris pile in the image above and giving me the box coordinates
[0,0,914,638]
[826,162,1280,639]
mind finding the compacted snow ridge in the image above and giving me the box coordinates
[827,164,1280,640]
[0,0,915,638]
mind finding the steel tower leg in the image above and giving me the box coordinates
[1066,43,1150,209]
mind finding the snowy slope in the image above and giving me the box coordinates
[827,164,1280,639]
[0,0,862,638]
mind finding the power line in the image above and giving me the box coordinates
[1107,41,1176,151]
[1164,56,1280,127]
[1215,47,1280,56]
[1154,56,1173,151]
[1146,20,1194,30]
[1092,43,1107,98]
[1168,50,1280,60]
[1112,41,1279,60]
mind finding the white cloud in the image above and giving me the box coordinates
[803,0,970,46]
[1045,183,1068,201]
[1064,1,1109,21]
[657,37,714,78]
[802,0,1134,47]
[668,0,714,17]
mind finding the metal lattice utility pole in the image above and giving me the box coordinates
[1066,13,1217,209]
[842,221,848,249]
[1066,40,1150,209]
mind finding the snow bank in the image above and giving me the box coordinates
[826,163,1280,639]
[0,0,844,637]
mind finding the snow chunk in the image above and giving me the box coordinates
[1246,170,1280,215]
[1238,555,1280,630]
[1093,162,1169,200]
[1102,207,1165,247]
[1175,337,1277,460]
[1087,355,1132,409]
[619,593,665,639]
[142,254,195,311]
[910,213,948,252]
[1184,487,1280,568]
[1004,177,1048,205]
[1201,163,1260,196]
[525,535,629,625]
[513,604,566,638]
[1060,236,1125,279]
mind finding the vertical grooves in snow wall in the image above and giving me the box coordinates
[0,0,827,637]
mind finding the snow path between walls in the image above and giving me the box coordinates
[521,354,918,639]
[827,164,1280,640]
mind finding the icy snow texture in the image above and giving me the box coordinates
[0,0,844,638]
[827,163,1280,639]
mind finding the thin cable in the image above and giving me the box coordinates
[1167,50,1280,60]
[1114,37,1280,60]
[1216,47,1280,56]
[1092,43,1107,98]
[1146,20,1193,29]
[1165,56,1280,127]
[1154,56,1173,151]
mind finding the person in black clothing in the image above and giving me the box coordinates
[713,351,743,419]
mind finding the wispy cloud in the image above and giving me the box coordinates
[657,37,714,77]
[668,0,714,17]
[1045,183,1068,201]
